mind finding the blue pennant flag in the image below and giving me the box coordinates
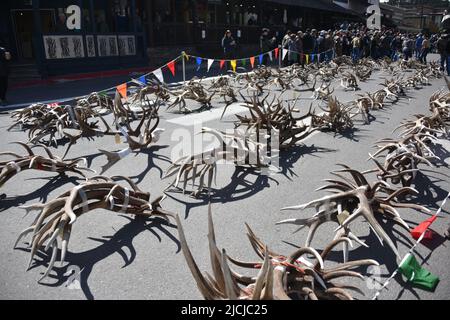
[138,75,147,85]
[311,54,315,62]
[259,54,263,65]
[196,57,202,71]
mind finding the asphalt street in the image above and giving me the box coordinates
[0,56,449,300]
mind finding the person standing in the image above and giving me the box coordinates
[296,31,304,66]
[420,35,430,64]
[222,30,236,60]
[260,28,276,66]
[351,33,361,63]
[302,29,314,60]
[437,34,448,71]
[0,44,11,106]
[415,34,423,60]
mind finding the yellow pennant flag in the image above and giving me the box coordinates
[306,55,309,64]
[231,60,237,72]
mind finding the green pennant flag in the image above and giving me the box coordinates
[399,254,439,291]
[98,91,109,98]
[241,59,247,68]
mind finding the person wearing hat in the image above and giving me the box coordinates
[222,30,236,60]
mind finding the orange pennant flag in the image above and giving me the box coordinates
[220,60,226,69]
[117,83,127,99]
[230,60,237,72]
[167,60,176,76]
[250,56,255,68]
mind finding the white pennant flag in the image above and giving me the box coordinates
[207,59,214,72]
[268,51,273,61]
[153,68,164,83]
[282,48,288,61]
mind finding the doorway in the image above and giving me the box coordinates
[11,9,55,62]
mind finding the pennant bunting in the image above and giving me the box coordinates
[138,75,147,85]
[250,56,255,68]
[207,59,214,72]
[282,48,288,61]
[411,215,437,240]
[196,57,202,71]
[153,68,164,83]
[268,51,273,61]
[230,60,237,72]
[117,83,127,99]
[399,254,439,291]
[259,54,263,65]
[167,60,176,76]
[306,54,309,64]
[274,47,279,59]
[241,59,247,68]
[220,60,226,69]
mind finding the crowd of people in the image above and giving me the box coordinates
[221,23,450,75]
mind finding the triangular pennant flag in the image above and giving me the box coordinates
[153,68,164,83]
[167,60,176,77]
[230,60,237,72]
[250,56,255,68]
[196,57,202,71]
[399,254,439,291]
[268,51,273,61]
[207,59,214,72]
[259,54,263,65]
[241,59,247,68]
[411,215,438,240]
[117,83,127,99]
[138,75,147,85]
[282,48,288,61]
[274,47,279,59]
[306,54,309,64]
[219,60,226,69]
[311,54,315,63]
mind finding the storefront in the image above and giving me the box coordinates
[0,0,147,77]
[0,0,358,79]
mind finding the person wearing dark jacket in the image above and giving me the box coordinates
[0,45,11,106]
[222,30,236,59]
[260,28,276,66]
[302,29,314,55]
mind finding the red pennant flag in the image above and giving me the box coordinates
[250,56,255,68]
[220,60,226,69]
[411,216,438,240]
[117,83,127,99]
[167,60,176,76]
[274,47,279,59]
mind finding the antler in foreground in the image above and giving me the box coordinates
[0,142,94,189]
[176,204,379,300]
[277,165,431,259]
[15,176,174,282]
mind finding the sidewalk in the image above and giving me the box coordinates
[1,61,259,110]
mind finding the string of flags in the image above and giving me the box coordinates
[372,192,449,299]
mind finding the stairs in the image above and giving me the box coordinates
[9,63,42,85]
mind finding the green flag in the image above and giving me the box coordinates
[399,254,439,291]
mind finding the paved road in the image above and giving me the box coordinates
[0,60,449,300]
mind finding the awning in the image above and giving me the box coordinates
[265,0,358,16]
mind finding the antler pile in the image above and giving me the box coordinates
[1,142,93,188]
[176,205,379,300]
[16,176,173,281]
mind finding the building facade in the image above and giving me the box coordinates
[0,0,358,79]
